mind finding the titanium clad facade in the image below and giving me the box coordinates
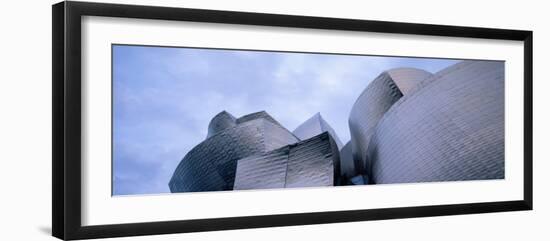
[234,132,340,190]
[348,68,432,174]
[169,111,298,193]
[293,113,344,149]
[367,61,505,184]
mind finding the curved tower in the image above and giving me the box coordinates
[367,61,505,183]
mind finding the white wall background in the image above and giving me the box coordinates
[0,0,548,240]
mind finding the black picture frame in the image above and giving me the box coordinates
[52,1,533,240]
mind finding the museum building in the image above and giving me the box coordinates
[170,60,505,192]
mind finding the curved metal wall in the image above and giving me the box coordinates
[367,61,505,184]
[348,68,432,174]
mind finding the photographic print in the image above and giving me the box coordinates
[112,45,504,195]
[53,3,532,239]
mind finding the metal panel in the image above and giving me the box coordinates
[233,147,289,190]
[293,112,343,149]
[285,133,338,188]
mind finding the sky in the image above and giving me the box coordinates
[112,45,459,195]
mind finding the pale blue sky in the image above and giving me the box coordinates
[112,45,459,195]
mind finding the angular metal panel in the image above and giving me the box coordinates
[233,148,289,190]
[285,133,337,188]
[293,112,343,149]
